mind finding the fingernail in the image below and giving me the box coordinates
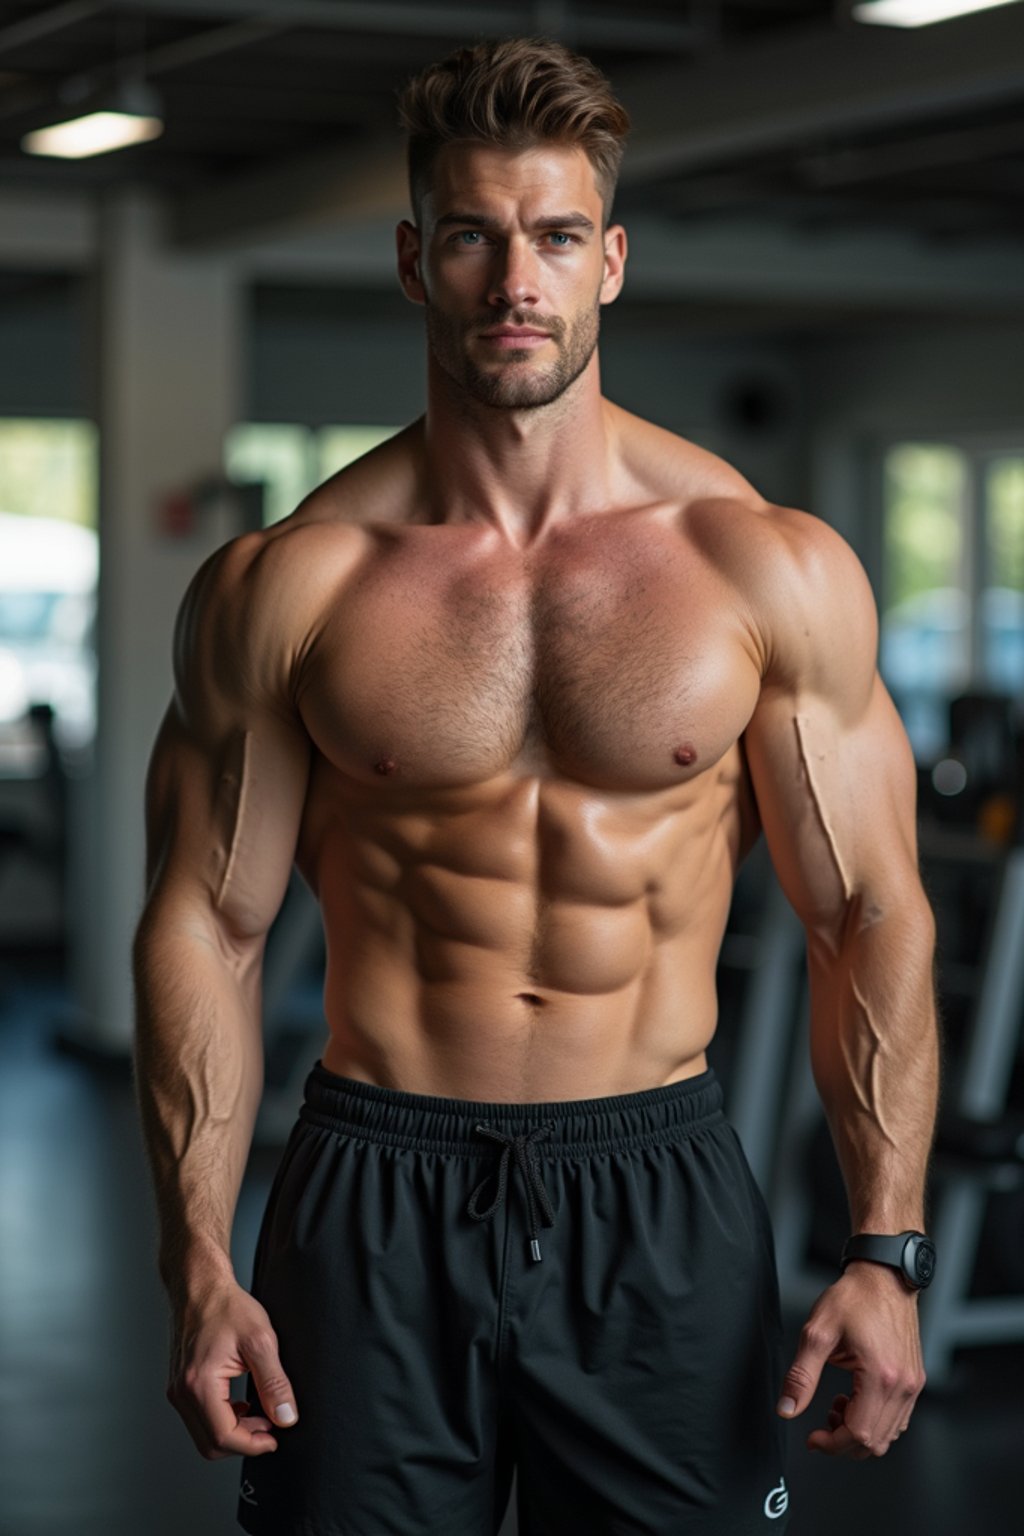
[777,1397,796,1416]
[275,1403,297,1424]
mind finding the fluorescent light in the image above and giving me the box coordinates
[853,0,1021,25]
[20,76,164,159]
[22,110,163,159]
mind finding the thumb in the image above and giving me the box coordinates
[245,1332,300,1429]
[777,1323,833,1420]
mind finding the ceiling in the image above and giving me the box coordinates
[0,0,1023,253]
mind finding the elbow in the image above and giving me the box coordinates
[805,884,936,959]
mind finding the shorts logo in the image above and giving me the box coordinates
[764,1476,788,1519]
[240,1480,258,1506]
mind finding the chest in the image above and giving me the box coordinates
[299,520,762,791]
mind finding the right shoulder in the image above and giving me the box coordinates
[173,519,368,721]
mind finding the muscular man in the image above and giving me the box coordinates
[133,36,940,1536]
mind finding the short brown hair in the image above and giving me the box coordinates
[395,36,630,230]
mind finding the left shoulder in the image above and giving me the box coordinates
[721,502,880,698]
[763,502,871,582]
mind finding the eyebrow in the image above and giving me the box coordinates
[435,211,596,233]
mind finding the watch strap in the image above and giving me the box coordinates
[841,1229,935,1289]
[841,1232,914,1271]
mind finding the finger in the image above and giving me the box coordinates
[813,1395,903,1459]
[807,1422,874,1460]
[189,1373,282,1460]
[232,1399,276,1437]
[242,1328,300,1430]
[777,1317,837,1420]
[845,1370,917,1453]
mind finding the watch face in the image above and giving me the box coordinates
[911,1238,936,1285]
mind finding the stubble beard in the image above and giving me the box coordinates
[425,291,601,411]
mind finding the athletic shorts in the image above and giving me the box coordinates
[237,1060,791,1536]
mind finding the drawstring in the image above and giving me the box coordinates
[467,1121,557,1261]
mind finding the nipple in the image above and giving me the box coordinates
[673,743,697,767]
[374,756,398,776]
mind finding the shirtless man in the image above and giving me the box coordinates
[133,36,940,1536]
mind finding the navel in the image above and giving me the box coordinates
[673,743,697,767]
[516,992,545,1007]
[374,755,398,776]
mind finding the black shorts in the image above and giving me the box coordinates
[237,1060,791,1536]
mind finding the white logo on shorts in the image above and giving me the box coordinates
[764,1476,788,1519]
[240,1480,258,1506]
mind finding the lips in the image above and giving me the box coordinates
[480,327,550,338]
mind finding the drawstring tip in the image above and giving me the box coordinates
[530,1238,543,1262]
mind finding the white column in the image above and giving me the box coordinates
[74,189,244,1053]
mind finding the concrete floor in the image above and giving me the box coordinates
[1,956,1019,1536]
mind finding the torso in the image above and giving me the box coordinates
[260,405,777,1102]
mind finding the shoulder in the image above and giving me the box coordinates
[177,516,368,637]
[757,505,878,680]
[185,424,423,660]
[677,494,877,691]
[724,503,879,708]
[173,517,369,719]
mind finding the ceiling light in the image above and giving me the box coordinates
[852,0,1021,25]
[21,76,163,160]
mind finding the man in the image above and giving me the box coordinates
[133,35,941,1536]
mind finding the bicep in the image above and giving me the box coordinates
[142,542,312,948]
[743,670,921,941]
[741,513,924,942]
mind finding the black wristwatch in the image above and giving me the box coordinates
[840,1230,937,1291]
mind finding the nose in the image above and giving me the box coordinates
[488,235,541,312]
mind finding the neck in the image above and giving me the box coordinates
[418,350,618,548]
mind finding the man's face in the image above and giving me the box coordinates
[409,142,625,410]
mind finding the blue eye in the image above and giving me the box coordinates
[549,232,571,245]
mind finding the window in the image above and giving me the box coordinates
[879,440,1024,763]
[223,423,316,528]
[224,423,401,528]
[0,419,98,757]
[983,456,1024,693]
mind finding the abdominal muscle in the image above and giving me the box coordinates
[310,766,740,1104]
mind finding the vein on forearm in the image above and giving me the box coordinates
[132,914,263,1277]
[807,912,939,1229]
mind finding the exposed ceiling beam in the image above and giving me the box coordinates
[794,116,1024,188]
[0,1,107,57]
[617,8,1024,182]
[168,8,1024,251]
[169,134,410,248]
[117,0,708,54]
[0,9,292,124]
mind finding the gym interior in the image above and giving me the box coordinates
[1,2,1023,1533]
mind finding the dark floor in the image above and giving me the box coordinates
[1,960,1020,1536]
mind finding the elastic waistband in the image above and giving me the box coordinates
[298,1059,725,1157]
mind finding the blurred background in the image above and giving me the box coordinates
[0,1,1023,1532]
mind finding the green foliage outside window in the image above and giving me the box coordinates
[883,443,965,614]
[0,419,97,527]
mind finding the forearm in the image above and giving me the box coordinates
[806,902,940,1232]
[132,902,265,1307]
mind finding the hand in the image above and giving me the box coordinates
[776,1261,926,1458]
[166,1275,300,1460]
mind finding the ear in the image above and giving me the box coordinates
[600,222,627,305]
[396,219,426,304]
